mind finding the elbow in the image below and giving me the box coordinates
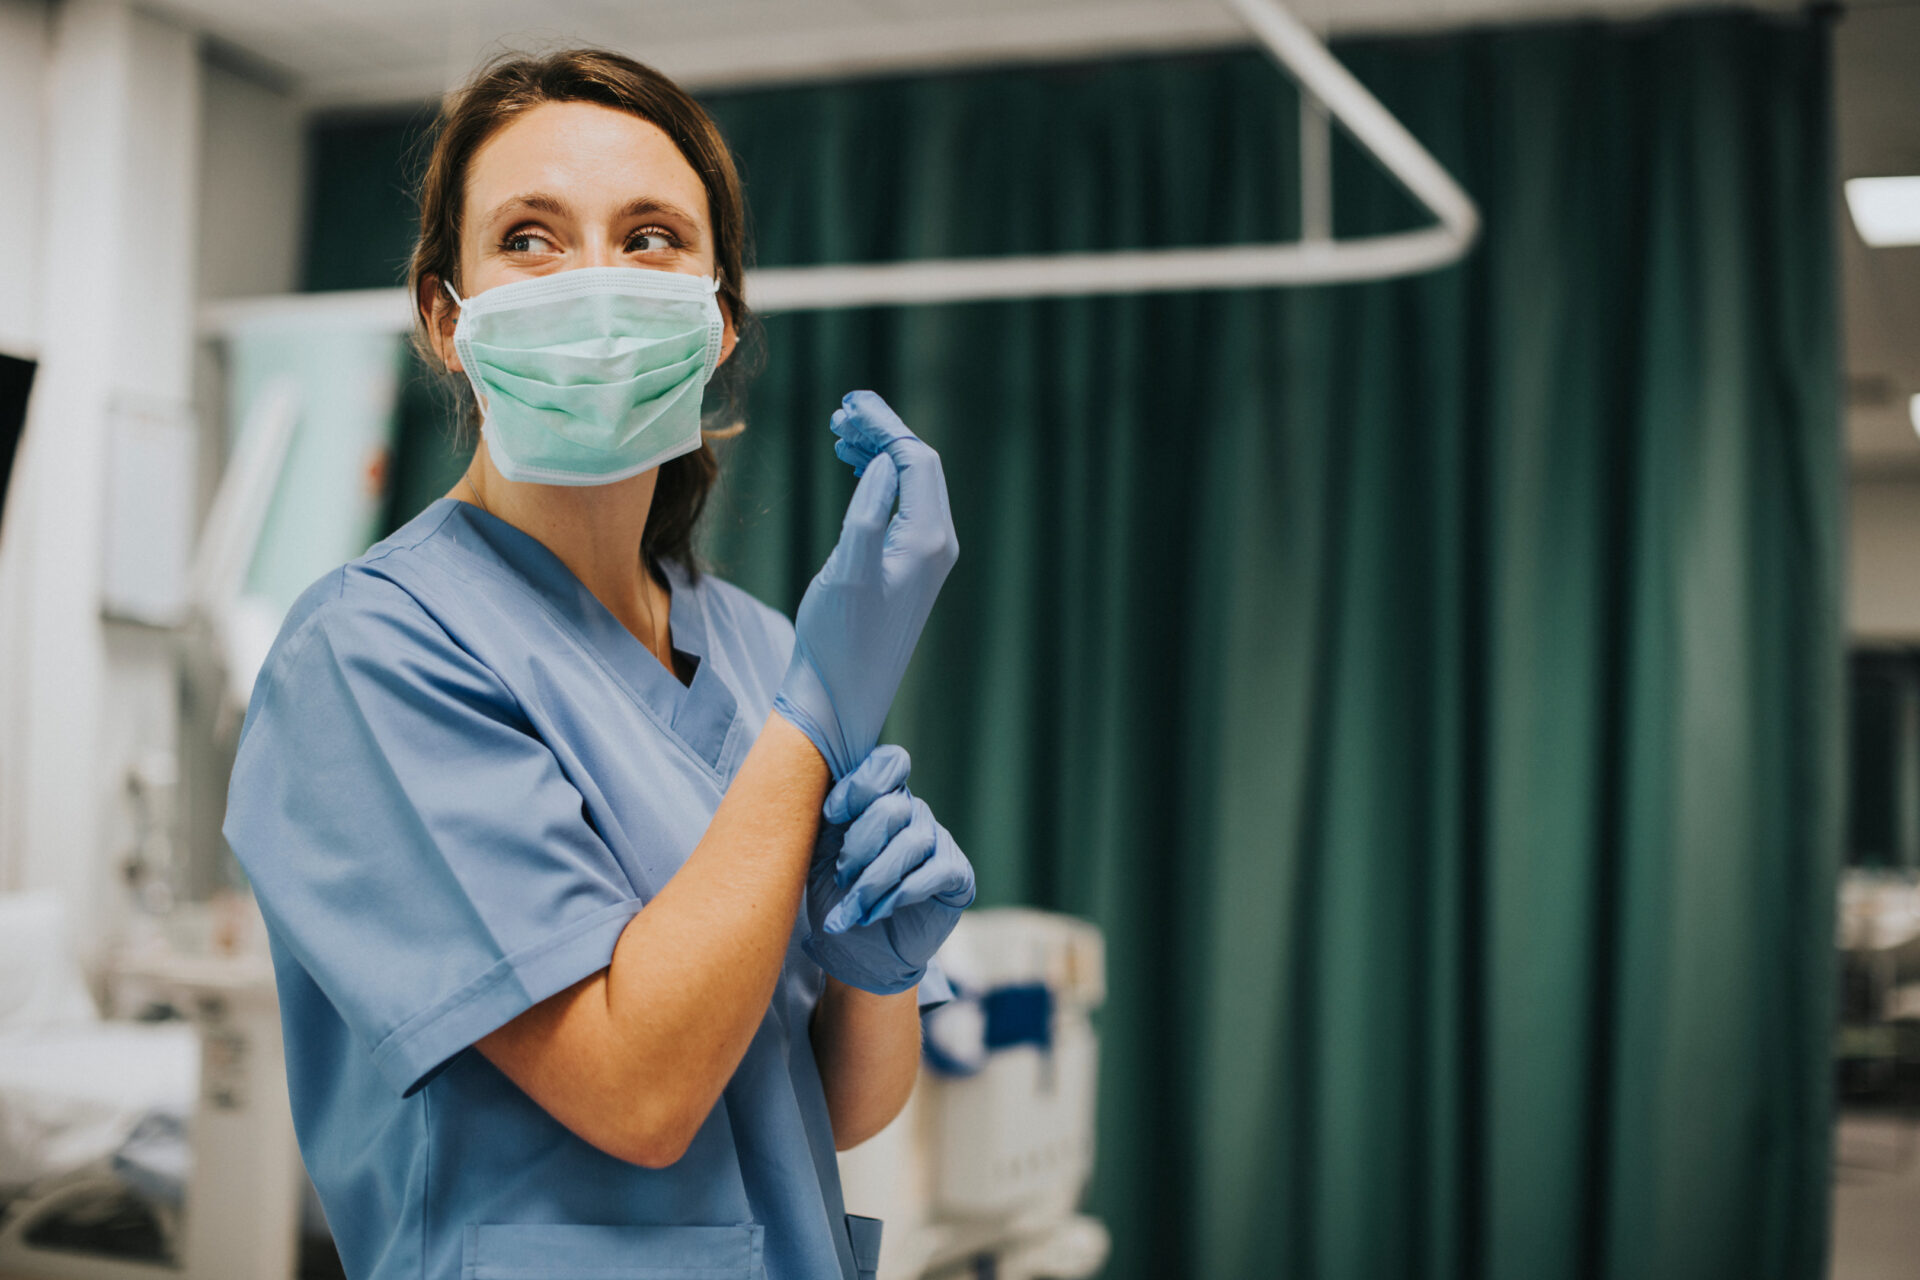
[828,1089,913,1153]
[608,1095,705,1170]
[621,1133,692,1171]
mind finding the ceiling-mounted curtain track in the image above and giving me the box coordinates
[201,0,1480,336]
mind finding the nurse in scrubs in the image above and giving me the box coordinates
[223,48,973,1280]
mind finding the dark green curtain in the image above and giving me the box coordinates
[701,14,1840,1280]
[318,11,1841,1279]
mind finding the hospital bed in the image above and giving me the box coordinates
[0,890,304,1280]
[0,889,197,1275]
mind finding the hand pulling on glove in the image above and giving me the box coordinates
[772,392,958,780]
[804,745,975,996]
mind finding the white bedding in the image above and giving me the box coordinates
[0,1021,199,1191]
[0,890,200,1193]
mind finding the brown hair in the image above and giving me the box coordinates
[408,48,759,576]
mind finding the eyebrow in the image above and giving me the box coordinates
[482,192,705,237]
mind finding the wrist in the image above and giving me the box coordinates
[757,711,831,790]
[772,655,852,778]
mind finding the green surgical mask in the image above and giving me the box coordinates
[449,266,725,486]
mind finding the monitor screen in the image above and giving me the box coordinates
[0,353,33,524]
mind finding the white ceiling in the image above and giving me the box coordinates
[159,0,1814,105]
[153,0,1920,472]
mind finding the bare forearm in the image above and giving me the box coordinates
[478,713,827,1164]
[605,715,827,1128]
[811,976,922,1150]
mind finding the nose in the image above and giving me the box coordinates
[580,229,621,270]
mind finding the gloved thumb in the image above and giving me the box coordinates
[825,744,913,826]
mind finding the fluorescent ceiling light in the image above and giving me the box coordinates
[1847,177,1920,247]
[1911,394,1920,438]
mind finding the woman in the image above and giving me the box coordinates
[223,49,973,1280]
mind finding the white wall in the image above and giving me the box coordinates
[0,0,311,954]
[0,0,48,909]
[1850,477,1920,642]
[0,1,201,965]
[183,54,308,900]
[197,56,305,302]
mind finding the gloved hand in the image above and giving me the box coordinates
[773,391,959,779]
[804,745,975,995]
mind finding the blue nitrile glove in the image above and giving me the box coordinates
[772,391,959,779]
[805,745,975,996]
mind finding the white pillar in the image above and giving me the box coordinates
[0,0,200,955]
[0,0,48,362]
[0,0,50,895]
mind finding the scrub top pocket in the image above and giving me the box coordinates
[461,1223,767,1279]
[842,1214,882,1280]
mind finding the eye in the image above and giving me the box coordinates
[500,227,558,255]
[626,225,684,254]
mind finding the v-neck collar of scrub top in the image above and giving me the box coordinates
[425,497,741,780]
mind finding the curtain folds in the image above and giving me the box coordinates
[337,13,1837,1278]
[694,13,1839,1280]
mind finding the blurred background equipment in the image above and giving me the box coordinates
[0,888,201,1277]
[838,909,1109,1280]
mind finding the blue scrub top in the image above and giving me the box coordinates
[224,498,938,1280]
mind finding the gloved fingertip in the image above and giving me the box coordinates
[835,391,914,450]
[846,449,898,522]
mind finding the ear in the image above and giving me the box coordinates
[420,275,463,374]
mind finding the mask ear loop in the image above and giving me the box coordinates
[440,279,483,418]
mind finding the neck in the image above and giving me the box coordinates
[451,446,672,657]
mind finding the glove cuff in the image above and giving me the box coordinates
[802,934,924,996]
[773,649,853,778]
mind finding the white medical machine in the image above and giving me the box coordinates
[839,908,1111,1280]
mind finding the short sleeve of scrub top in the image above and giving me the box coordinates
[223,499,929,1280]
[227,568,643,1098]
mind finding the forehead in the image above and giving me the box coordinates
[464,100,711,229]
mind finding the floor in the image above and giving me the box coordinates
[1832,1109,1920,1280]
